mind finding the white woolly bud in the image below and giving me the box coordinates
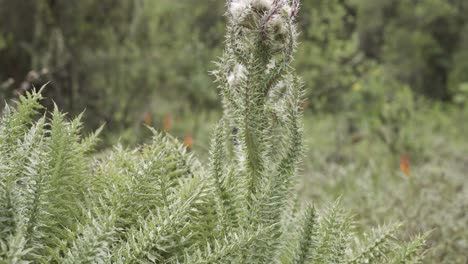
[264,14,289,51]
[269,14,286,35]
[252,0,273,13]
[230,0,252,20]
[228,63,247,87]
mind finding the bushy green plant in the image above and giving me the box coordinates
[1,1,427,263]
[0,87,102,262]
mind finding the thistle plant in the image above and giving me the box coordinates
[0,1,428,263]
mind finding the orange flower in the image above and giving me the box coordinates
[143,111,152,126]
[400,153,411,176]
[163,113,172,132]
[184,133,193,149]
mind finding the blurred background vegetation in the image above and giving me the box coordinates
[1,0,467,263]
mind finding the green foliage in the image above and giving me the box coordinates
[0,1,427,263]
[295,0,371,110]
[453,83,468,106]
[346,67,418,156]
[293,0,468,109]
[355,0,468,100]
[0,87,100,262]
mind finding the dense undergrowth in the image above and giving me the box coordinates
[155,67,468,264]
[187,88,468,264]
[184,83,468,264]
[300,106,468,264]
[0,1,430,263]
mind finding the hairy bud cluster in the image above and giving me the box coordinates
[229,0,292,35]
[230,0,267,21]
[229,0,295,52]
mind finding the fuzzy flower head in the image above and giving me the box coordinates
[229,0,296,52]
[251,0,273,13]
[229,0,252,21]
[229,0,294,26]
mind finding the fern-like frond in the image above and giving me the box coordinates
[181,227,270,264]
[209,119,239,234]
[313,200,352,264]
[0,89,44,239]
[348,223,401,264]
[0,89,98,262]
[60,207,118,264]
[390,232,429,264]
[292,205,319,264]
[112,174,212,263]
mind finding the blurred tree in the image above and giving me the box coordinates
[0,0,224,135]
[295,0,371,111]
[295,0,468,110]
[355,0,468,100]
